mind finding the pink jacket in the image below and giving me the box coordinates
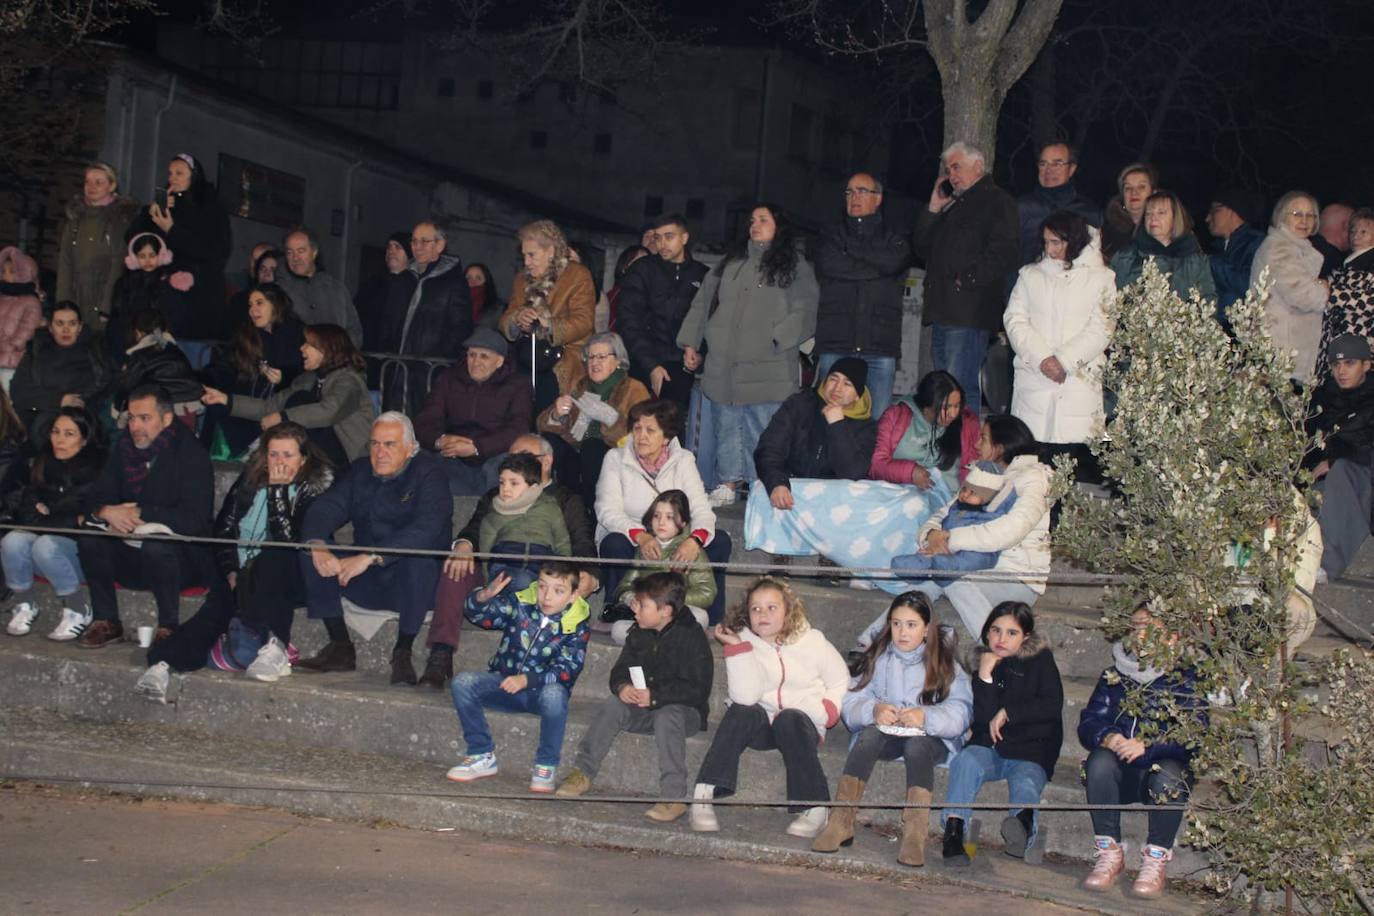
[0,247,45,370]
[868,401,981,485]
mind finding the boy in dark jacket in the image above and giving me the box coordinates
[447,560,590,793]
[1304,333,1374,578]
[554,571,713,821]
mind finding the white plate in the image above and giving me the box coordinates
[877,724,926,737]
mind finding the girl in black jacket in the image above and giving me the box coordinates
[132,422,333,700]
[940,601,1063,866]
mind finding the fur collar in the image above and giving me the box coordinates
[965,630,1050,672]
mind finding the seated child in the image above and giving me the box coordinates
[113,309,204,429]
[447,560,590,793]
[891,461,1016,584]
[601,489,716,645]
[479,453,572,591]
[555,571,714,822]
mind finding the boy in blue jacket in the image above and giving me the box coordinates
[446,560,590,793]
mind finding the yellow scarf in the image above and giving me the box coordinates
[841,388,873,421]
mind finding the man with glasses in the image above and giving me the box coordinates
[276,226,365,346]
[812,173,911,417]
[1014,140,1101,265]
[383,219,474,413]
[615,213,707,407]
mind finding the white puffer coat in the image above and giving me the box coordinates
[1251,225,1328,385]
[1004,235,1116,443]
[594,437,717,545]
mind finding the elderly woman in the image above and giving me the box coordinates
[1005,212,1116,472]
[1100,162,1156,259]
[1251,190,1329,387]
[1111,191,1215,303]
[595,399,732,622]
[1314,207,1374,385]
[500,219,596,413]
[537,331,650,509]
[676,203,819,506]
[883,415,1053,639]
[57,161,141,329]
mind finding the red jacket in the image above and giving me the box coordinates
[868,402,980,485]
[413,358,532,465]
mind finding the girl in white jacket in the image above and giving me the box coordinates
[812,592,972,866]
[690,577,849,838]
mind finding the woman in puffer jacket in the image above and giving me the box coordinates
[812,591,971,867]
[0,247,46,392]
[689,577,849,839]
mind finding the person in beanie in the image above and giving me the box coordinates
[355,231,415,360]
[1304,332,1374,580]
[884,461,1017,589]
[1204,189,1266,331]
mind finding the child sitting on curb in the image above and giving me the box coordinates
[447,560,590,793]
[556,571,714,822]
[479,452,571,591]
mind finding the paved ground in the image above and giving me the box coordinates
[0,783,1089,915]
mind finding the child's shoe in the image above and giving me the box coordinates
[1083,836,1125,891]
[555,767,591,797]
[785,806,828,838]
[690,783,719,832]
[446,752,498,783]
[645,802,687,823]
[1131,845,1172,898]
[529,764,557,793]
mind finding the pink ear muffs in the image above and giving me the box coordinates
[125,233,173,270]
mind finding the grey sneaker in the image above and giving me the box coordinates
[446,752,498,783]
[134,661,170,703]
[6,602,38,636]
[246,637,291,683]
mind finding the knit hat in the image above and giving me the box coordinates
[464,326,509,357]
[961,460,1005,500]
[827,356,869,394]
[388,230,413,260]
[1211,189,1265,228]
[1328,333,1372,364]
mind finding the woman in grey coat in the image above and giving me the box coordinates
[202,323,375,467]
[676,203,818,504]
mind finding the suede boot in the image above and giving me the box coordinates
[812,775,865,853]
[390,648,418,685]
[296,639,356,673]
[417,647,453,688]
[898,786,932,867]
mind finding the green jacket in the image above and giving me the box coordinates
[479,489,572,561]
[1110,227,1216,302]
[613,532,718,610]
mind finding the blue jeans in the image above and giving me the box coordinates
[694,394,781,489]
[930,325,989,413]
[816,352,898,419]
[943,745,1049,843]
[450,670,571,768]
[1,531,84,596]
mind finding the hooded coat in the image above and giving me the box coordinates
[0,247,45,370]
[1077,642,1206,770]
[127,187,232,340]
[398,252,474,354]
[57,194,141,327]
[752,387,876,492]
[965,632,1064,777]
[1004,233,1116,444]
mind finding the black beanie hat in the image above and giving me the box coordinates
[388,230,413,260]
[827,356,869,394]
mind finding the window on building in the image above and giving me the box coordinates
[686,198,705,220]
[644,195,664,218]
[477,80,494,99]
[732,88,761,149]
[201,37,401,111]
[594,133,613,154]
[788,103,814,160]
[530,130,549,150]
[437,77,455,98]
[822,115,850,171]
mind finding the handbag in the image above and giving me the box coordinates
[514,329,563,373]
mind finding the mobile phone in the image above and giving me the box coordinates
[938,178,954,198]
[154,186,169,210]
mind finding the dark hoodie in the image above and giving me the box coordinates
[610,605,715,730]
[966,631,1065,778]
[412,354,533,467]
[11,327,114,432]
[1304,373,1374,469]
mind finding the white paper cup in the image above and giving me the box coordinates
[136,626,154,648]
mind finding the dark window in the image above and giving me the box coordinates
[788,103,814,160]
[644,195,664,218]
[733,88,760,149]
[686,198,705,220]
[594,133,612,154]
[437,77,455,98]
[477,79,494,99]
[530,130,549,150]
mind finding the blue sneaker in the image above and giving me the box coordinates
[446,753,498,783]
[529,764,557,793]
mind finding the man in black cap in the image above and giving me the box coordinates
[413,327,532,495]
[1205,189,1266,332]
[1305,332,1374,581]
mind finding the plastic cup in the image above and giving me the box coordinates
[136,626,154,648]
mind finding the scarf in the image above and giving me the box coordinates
[636,444,671,477]
[119,424,178,497]
[493,481,545,516]
[237,484,297,567]
[1112,640,1166,686]
[520,257,571,333]
[581,368,626,441]
[840,388,872,421]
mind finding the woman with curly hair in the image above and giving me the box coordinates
[689,576,849,839]
[499,219,596,413]
[676,204,819,505]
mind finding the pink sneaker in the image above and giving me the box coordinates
[1083,836,1125,891]
[1132,844,1172,898]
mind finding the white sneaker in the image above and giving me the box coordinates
[446,752,499,782]
[134,661,170,703]
[690,783,719,832]
[1316,568,1329,585]
[786,805,829,838]
[848,578,877,591]
[6,602,38,636]
[245,637,291,682]
[47,607,92,642]
[707,484,736,508]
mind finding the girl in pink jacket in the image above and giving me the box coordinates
[0,248,46,390]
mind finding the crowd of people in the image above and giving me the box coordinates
[0,141,1355,898]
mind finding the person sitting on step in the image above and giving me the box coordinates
[477,452,571,593]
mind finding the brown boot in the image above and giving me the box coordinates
[390,648,418,685]
[897,786,932,867]
[812,775,865,853]
[417,647,453,689]
[296,640,356,673]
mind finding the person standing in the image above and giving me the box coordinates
[1014,140,1102,266]
[812,173,912,418]
[57,162,141,331]
[1204,190,1266,331]
[383,221,473,413]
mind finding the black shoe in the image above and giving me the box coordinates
[296,640,356,673]
[598,602,635,624]
[942,818,970,867]
[1001,808,1035,859]
[390,648,418,686]
[417,648,453,689]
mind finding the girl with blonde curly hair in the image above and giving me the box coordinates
[689,576,849,840]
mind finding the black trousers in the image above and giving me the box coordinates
[696,704,829,811]
[548,436,611,517]
[78,537,202,627]
[842,725,948,790]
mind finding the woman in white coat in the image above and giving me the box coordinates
[1004,212,1115,481]
[1250,191,1330,387]
[595,398,731,621]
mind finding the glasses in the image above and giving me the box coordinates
[586,352,617,362]
[411,236,440,245]
[1037,159,1071,168]
[1287,211,1318,220]
[844,188,880,198]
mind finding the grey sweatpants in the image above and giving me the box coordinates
[573,697,700,797]
[1317,458,1371,577]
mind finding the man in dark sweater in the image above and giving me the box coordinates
[298,411,452,684]
[1305,333,1374,580]
[420,432,598,689]
[1014,140,1102,266]
[76,384,214,648]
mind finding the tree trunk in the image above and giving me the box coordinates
[940,71,1003,166]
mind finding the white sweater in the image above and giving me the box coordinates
[722,624,851,733]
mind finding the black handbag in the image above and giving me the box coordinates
[514,330,563,373]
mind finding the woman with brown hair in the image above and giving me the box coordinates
[202,323,375,466]
[499,219,596,412]
[812,591,971,866]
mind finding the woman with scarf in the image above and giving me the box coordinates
[202,323,374,467]
[133,422,334,700]
[499,220,596,413]
[464,262,505,330]
[1110,190,1215,304]
[537,331,649,510]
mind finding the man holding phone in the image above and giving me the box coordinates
[912,142,1019,414]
